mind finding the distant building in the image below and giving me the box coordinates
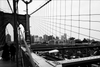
[39,36,43,42]
[6,34,11,43]
[43,34,48,42]
[31,35,34,43]
[61,35,65,41]
[34,35,39,42]
[61,34,67,40]
[48,35,54,41]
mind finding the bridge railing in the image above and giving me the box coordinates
[18,27,40,67]
[21,47,33,67]
[20,46,39,67]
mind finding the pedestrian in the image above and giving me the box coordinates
[2,42,10,61]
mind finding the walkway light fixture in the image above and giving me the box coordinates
[22,0,32,44]
[22,0,32,4]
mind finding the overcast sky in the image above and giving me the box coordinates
[1,0,100,41]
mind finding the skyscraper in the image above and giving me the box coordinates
[6,34,11,43]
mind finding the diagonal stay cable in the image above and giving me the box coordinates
[43,20,100,40]
[35,18,100,40]
[39,18,71,37]
[41,14,100,17]
[43,17,100,23]
[7,0,13,13]
[35,17,100,40]
[35,18,100,33]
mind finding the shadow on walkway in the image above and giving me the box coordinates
[0,50,16,67]
[0,60,16,67]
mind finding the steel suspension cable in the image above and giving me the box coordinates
[40,20,70,38]
[36,17,71,38]
[89,0,91,40]
[30,0,52,16]
[59,0,61,39]
[50,1,52,35]
[53,0,55,38]
[37,18,100,40]
[56,0,58,37]
[43,14,100,18]
[64,0,67,39]
[78,0,81,39]
[7,0,13,13]
[52,0,54,38]
[70,0,73,37]
[35,16,100,34]
[44,17,100,23]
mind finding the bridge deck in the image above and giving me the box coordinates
[0,51,16,67]
[0,60,16,67]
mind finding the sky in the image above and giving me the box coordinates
[1,0,100,41]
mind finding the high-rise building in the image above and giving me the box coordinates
[43,34,48,42]
[39,37,43,42]
[6,34,11,43]
[61,33,67,41]
[64,33,67,40]
[34,35,39,42]
[31,35,34,43]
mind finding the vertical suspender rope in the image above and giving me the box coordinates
[70,0,73,38]
[89,0,91,41]
[60,0,61,39]
[47,2,49,35]
[78,0,80,39]
[46,2,49,34]
[46,1,48,35]
[52,0,54,39]
[65,0,67,40]
[53,0,56,36]
[56,0,58,37]
[53,0,55,38]
[50,1,52,36]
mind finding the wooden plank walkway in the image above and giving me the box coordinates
[0,50,16,67]
[0,60,16,67]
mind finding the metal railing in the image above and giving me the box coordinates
[19,28,39,67]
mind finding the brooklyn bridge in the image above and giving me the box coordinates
[0,0,100,67]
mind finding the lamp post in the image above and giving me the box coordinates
[22,0,32,44]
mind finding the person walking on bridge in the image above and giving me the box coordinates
[2,42,10,61]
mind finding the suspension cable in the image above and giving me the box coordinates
[7,0,13,13]
[40,18,100,33]
[36,17,100,40]
[70,0,73,37]
[65,0,67,39]
[78,0,80,39]
[44,16,100,23]
[55,0,58,37]
[89,0,91,41]
[59,0,61,39]
[30,0,52,16]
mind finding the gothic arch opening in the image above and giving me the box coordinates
[5,23,14,43]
